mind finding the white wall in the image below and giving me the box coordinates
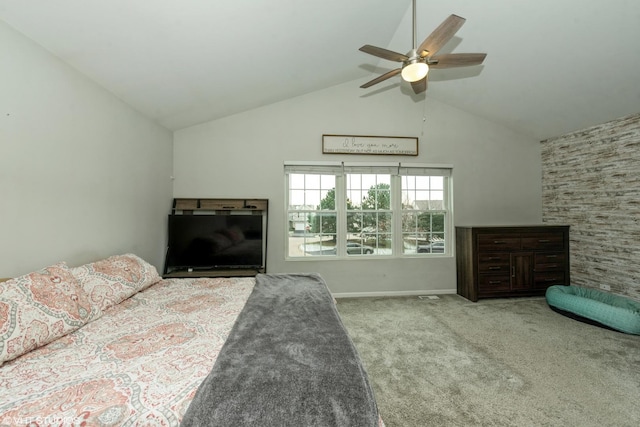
[0,21,173,277]
[174,79,542,295]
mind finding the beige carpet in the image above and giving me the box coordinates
[336,295,640,427]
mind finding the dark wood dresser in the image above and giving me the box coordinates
[456,225,570,302]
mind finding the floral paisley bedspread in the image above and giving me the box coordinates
[0,277,255,427]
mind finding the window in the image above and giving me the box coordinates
[346,172,392,255]
[287,171,337,257]
[285,163,452,258]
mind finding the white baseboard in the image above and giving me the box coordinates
[333,289,457,299]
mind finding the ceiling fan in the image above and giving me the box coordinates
[359,0,486,94]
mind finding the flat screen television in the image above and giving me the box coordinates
[164,214,264,274]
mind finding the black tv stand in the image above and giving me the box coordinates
[163,268,263,278]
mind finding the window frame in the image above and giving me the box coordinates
[285,162,453,260]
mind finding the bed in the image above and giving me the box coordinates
[0,254,382,426]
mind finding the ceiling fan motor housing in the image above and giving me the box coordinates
[402,50,429,82]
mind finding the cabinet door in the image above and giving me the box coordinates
[510,252,533,290]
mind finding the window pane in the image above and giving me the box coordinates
[416,176,430,188]
[348,174,391,211]
[348,190,363,209]
[290,174,306,189]
[313,212,337,234]
[415,190,429,204]
[321,175,335,189]
[403,176,415,190]
[347,212,364,233]
[430,192,444,210]
[377,212,392,233]
[402,189,417,209]
[401,174,448,254]
[288,211,337,257]
[288,211,309,235]
[430,176,444,190]
[376,188,390,209]
[306,189,321,207]
[352,174,363,188]
[402,212,419,232]
[305,174,320,189]
[319,188,336,210]
[289,189,306,208]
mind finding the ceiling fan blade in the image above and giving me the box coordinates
[411,77,427,94]
[360,68,402,88]
[359,45,408,62]
[417,14,466,57]
[429,53,487,68]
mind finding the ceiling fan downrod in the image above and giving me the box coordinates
[402,0,428,82]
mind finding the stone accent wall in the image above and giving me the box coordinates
[541,113,640,301]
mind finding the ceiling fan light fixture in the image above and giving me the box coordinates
[401,61,429,82]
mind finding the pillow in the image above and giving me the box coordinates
[0,263,94,365]
[70,254,161,312]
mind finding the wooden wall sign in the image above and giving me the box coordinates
[322,135,418,156]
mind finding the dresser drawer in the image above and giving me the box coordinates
[477,235,521,251]
[479,253,511,263]
[478,275,511,291]
[534,252,566,271]
[478,252,511,273]
[533,271,565,289]
[521,232,564,250]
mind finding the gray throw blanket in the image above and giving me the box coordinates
[181,273,379,427]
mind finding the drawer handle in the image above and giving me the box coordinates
[488,266,501,270]
[538,239,550,243]
[489,281,502,284]
[544,278,559,282]
[493,240,506,244]
[546,255,558,258]
[488,257,501,260]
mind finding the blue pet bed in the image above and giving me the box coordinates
[546,285,640,335]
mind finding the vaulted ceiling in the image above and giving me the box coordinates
[1,0,639,140]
